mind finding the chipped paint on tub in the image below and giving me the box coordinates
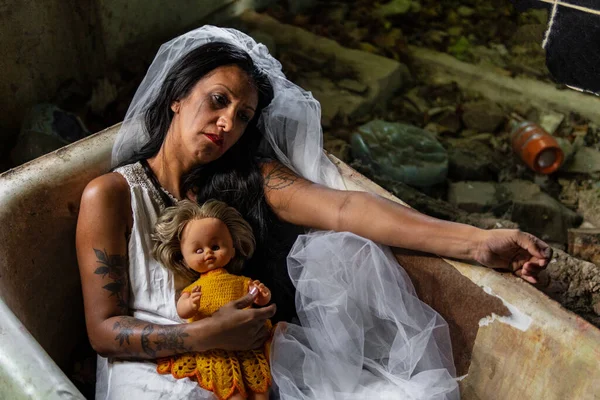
[478,286,532,332]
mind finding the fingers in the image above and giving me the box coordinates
[233,291,258,309]
[516,232,551,260]
[191,292,201,307]
[516,261,546,284]
[252,303,276,320]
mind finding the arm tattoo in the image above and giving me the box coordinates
[264,163,298,190]
[155,325,190,353]
[113,317,138,346]
[111,317,191,358]
[93,248,128,312]
[141,325,155,357]
[142,324,190,357]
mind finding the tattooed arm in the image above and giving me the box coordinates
[260,160,481,261]
[76,173,274,359]
[260,160,550,281]
[76,173,210,359]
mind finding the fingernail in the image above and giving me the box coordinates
[250,287,258,296]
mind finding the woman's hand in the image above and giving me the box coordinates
[200,291,276,351]
[474,229,553,284]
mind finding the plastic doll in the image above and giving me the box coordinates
[152,199,272,400]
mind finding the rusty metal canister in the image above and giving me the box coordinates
[511,121,564,174]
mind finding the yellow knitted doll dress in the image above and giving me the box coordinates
[156,268,272,400]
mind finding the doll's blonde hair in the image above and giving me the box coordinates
[152,199,255,280]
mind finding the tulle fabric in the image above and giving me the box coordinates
[271,231,459,400]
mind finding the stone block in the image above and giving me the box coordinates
[239,11,407,127]
[448,181,499,213]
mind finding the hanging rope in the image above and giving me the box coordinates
[536,0,600,17]
[542,0,560,48]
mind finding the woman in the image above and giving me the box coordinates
[76,27,551,399]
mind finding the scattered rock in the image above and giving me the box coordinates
[510,24,546,45]
[446,139,506,181]
[324,4,349,23]
[508,43,549,78]
[555,137,575,167]
[456,6,475,17]
[513,103,539,121]
[447,181,500,213]
[375,0,413,17]
[461,101,505,132]
[447,26,463,37]
[428,108,462,134]
[539,111,565,135]
[500,180,583,244]
[469,45,508,69]
[568,228,600,266]
[538,248,600,325]
[350,159,517,230]
[351,120,448,187]
[403,88,429,113]
[447,36,471,61]
[337,79,368,94]
[563,147,600,175]
[578,189,600,228]
[240,12,407,127]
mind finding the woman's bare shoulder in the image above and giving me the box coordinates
[80,172,130,210]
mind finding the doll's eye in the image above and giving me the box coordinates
[195,249,203,254]
[211,245,220,251]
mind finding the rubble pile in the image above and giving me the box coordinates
[256,2,600,326]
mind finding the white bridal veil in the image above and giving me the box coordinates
[111,25,459,399]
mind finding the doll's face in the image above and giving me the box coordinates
[180,218,235,274]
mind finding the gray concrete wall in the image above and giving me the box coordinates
[0,0,99,151]
[96,0,236,64]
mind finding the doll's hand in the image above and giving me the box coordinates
[178,286,202,319]
[188,286,202,310]
[250,280,271,306]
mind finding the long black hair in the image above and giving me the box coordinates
[122,42,274,240]
[122,42,299,322]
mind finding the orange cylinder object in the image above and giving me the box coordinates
[511,121,564,174]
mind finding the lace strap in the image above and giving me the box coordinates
[139,159,177,207]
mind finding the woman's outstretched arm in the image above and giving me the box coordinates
[260,161,551,283]
[76,174,273,359]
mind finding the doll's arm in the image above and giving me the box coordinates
[249,280,271,306]
[177,286,202,319]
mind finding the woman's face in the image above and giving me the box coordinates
[169,65,259,165]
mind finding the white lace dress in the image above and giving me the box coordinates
[95,162,214,399]
[95,162,460,400]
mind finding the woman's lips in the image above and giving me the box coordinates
[204,133,223,147]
